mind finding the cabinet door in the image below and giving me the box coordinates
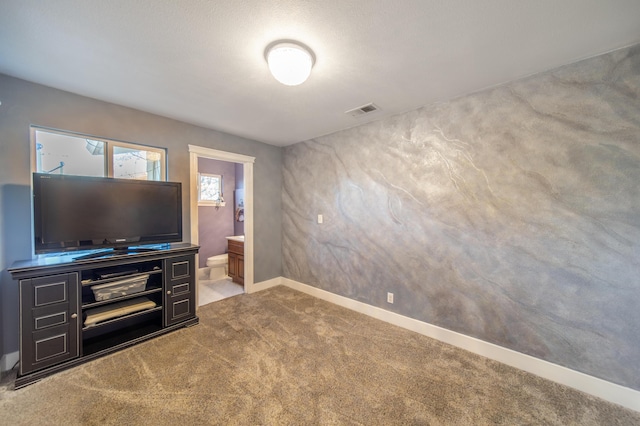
[20,273,80,375]
[237,255,244,285]
[228,252,237,278]
[164,255,196,326]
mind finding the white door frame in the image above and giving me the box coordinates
[188,145,255,295]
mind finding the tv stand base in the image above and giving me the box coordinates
[14,316,198,389]
[9,243,199,388]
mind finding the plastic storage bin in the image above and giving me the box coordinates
[91,274,149,301]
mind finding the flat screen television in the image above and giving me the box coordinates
[33,173,182,256]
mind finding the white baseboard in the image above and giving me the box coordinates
[270,277,640,413]
[248,276,281,294]
[1,351,19,373]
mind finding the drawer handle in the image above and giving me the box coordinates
[167,290,171,295]
[71,313,78,319]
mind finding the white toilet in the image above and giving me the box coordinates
[206,254,228,280]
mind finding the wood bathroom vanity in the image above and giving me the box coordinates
[227,237,244,285]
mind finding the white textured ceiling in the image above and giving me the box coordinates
[1,1,639,146]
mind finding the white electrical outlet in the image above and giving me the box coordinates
[387,292,394,304]
[317,214,323,224]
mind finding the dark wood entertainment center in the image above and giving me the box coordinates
[8,243,199,388]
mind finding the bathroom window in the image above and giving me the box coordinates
[32,126,166,180]
[198,173,225,206]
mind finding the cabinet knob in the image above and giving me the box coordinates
[71,313,78,319]
[167,290,171,295]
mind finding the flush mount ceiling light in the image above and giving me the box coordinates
[265,41,315,86]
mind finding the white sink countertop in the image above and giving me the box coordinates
[225,235,244,242]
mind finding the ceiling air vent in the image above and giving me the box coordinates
[345,103,380,118]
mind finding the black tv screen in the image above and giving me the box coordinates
[33,173,182,254]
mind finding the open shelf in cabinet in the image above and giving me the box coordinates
[81,285,163,309]
[83,312,164,357]
[80,259,163,287]
[82,304,163,333]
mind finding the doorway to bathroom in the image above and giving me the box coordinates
[188,145,255,307]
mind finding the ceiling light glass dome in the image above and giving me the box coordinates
[266,41,314,86]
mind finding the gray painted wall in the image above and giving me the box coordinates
[197,157,236,265]
[283,45,640,390]
[0,74,283,358]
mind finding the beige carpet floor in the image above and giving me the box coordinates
[1,286,638,425]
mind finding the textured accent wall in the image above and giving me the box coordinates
[283,45,640,390]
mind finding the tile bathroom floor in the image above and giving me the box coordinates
[198,269,244,306]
